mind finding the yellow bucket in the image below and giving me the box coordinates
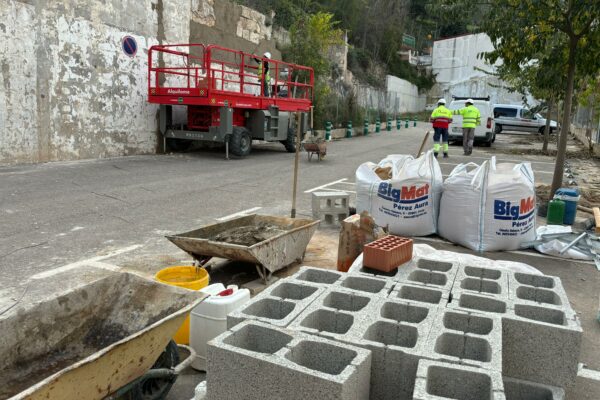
[155,266,209,344]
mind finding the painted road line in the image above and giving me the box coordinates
[337,181,356,186]
[30,244,142,280]
[304,178,348,193]
[216,207,262,221]
[321,188,357,194]
[578,364,600,381]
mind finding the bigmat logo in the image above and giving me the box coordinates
[377,183,429,203]
[494,197,535,220]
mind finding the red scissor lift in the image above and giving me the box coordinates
[148,44,314,157]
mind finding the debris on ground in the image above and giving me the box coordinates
[211,223,287,246]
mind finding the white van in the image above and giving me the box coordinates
[493,104,558,134]
[448,97,496,147]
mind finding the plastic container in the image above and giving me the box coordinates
[546,199,566,225]
[554,188,580,225]
[190,283,251,371]
[155,266,209,344]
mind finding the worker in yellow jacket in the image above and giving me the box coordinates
[453,99,481,155]
[430,98,453,158]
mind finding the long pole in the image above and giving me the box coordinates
[291,112,301,218]
[416,130,431,158]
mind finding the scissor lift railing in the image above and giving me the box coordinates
[148,44,314,112]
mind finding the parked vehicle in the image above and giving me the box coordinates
[448,96,496,146]
[493,104,558,134]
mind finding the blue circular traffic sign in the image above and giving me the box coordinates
[122,36,137,57]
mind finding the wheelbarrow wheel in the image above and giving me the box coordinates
[129,340,180,400]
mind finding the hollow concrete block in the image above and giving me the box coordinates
[290,266,344,287]
[389,282,451,307]
[340,298,439,400]
[453,265,510,299]
[502,301,582,388]
[395,257,459,292]
[335,273,395,297]
[227,278,323,328]
[502,377,565,400]
[425,309,503,372]
[206,321,372,400]
[413,359,506,400]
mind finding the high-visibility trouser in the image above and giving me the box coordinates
[433,127,449,153]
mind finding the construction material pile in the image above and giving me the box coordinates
[201,246,580,399]
[356,152,537,252]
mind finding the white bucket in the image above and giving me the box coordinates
[190,283,251,371]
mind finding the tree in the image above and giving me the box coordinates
[284,12,344,126]
[472,0,600,196]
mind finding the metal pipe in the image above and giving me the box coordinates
[559,232,588,254]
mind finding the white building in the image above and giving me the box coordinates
[431,33,529,105]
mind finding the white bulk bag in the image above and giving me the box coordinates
[356,151,443,236]
[438,157,536,251]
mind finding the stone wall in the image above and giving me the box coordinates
[0,0,280,164]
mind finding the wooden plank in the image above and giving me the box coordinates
[594,207,600,234]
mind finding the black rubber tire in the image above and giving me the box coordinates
[230,127,252,157]
[483,139,492,147]
[281,127,296,153]
[492,133,496,143]
[166,138,193,152]
[494,124,502,134]
[129,340,180,400]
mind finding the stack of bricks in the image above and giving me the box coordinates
[206,253,581,400]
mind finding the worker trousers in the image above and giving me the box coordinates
[433,127,449,156]
[462,128,475,155]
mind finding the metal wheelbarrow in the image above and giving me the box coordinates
[1,272,206,400]
[166,214,319,282]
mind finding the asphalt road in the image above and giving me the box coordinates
[1,123,562,295]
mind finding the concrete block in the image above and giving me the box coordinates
[413,359,506,400]
[502,377,565,400]
[206,321,372,400]
[454,265,510,299]
[335,273,394,297]
[312,191,350,224]
[340,298,439,400]
[290,266,343,287]
[227,278,323,328]
[501,271,581,387]
[347,253,402,279]
[508,272,571,309]
[395,257,458,292]
[426,309,502,371]
[390,282,451,306]
[287,290,382,342]
[502,302,582,388]
[447,290,511,316]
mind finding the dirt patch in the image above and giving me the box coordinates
[212,223,288,246]
[536,184,600,209]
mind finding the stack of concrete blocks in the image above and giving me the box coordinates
[206,253,581,400]
[311,191,350,224]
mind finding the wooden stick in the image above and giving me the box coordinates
[577,205,593,214]
[416,130,431,158]
[291,112,301,218]
[593,207,600,234]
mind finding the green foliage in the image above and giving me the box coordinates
[284,12,344,78]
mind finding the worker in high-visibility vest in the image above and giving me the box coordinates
[430,98,453,158]
[256,52,271,97]
[453,99,481,155]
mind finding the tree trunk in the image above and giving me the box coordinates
[550,37,578,198]
[542,99,553,153]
